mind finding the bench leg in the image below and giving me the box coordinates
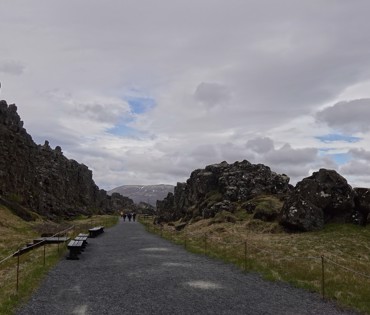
[67,249,79,260]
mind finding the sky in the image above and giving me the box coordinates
[1,0,370,190]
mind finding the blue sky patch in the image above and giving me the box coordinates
[107,122,136,136]
[316,133,361,143]
[330,153,351,165]
[127,97,156,114]
[106,95,155,136]
[319,149,351,165]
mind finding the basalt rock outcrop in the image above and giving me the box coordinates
[156,192,175,222]
[0,100,130,220]
[157,160,291,222]
[110,192,136,213]
[157,161,370,232]
[353,187,370,225]
[280,169,356,231]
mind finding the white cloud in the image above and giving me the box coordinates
[340,160,370,177]
[246,137,274,154]
[349,148,370,160]
[316,99,370,133]
[264,144,317,165]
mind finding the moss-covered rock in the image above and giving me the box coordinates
[211,210,237,224]
[252,195,284,222]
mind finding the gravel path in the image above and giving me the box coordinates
[16,220,357,315]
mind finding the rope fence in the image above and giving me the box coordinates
[0,225,78,294]
[0,226,74,266]
[325,257,370,280]
[141,218,370,302]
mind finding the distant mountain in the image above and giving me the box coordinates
[108,184,174,206]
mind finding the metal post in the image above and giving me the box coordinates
[321,255,325,299]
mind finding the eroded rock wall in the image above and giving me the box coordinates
[0,100,126,219]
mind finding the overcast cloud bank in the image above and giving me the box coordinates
[1,1,370,189]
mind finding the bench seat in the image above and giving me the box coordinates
[67,240,84,260]
[88,226,104,238]
[74,236,88,248]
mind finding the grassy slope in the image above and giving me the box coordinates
[0,206,39,258]
[141,211,370,315]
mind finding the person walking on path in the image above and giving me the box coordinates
[16,222,357,315]
[123,213,127,222]
[127,212,132,222]
[132,212,137,222]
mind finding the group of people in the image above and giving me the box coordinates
[120,212,136,222]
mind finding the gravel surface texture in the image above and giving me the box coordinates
[16,220,358,315]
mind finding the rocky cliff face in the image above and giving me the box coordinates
[353,187,370,225]
[0,100,130,220]
[157,160,291,222]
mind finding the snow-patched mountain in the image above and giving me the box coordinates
[108,184,174,206]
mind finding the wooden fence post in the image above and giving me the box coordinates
[321,255,325,299]
[204,234,207,255]
[244,241,247,271]
[16,254,20,293]
[43,243,46,267]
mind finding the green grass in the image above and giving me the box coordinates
[139,216,370,314]
[0,245,63,315]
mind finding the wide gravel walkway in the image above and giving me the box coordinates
[16,220,357,315]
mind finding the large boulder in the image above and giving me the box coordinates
[280,169,355,231]
[354,188,370,225]
[280,195,324,231]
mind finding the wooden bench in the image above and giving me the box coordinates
[13,243,37,257]
[78,233,89,244]
[67,240,84,260]
[74,235,88,249]
[33,236,70,244]
[88,226,104,238]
